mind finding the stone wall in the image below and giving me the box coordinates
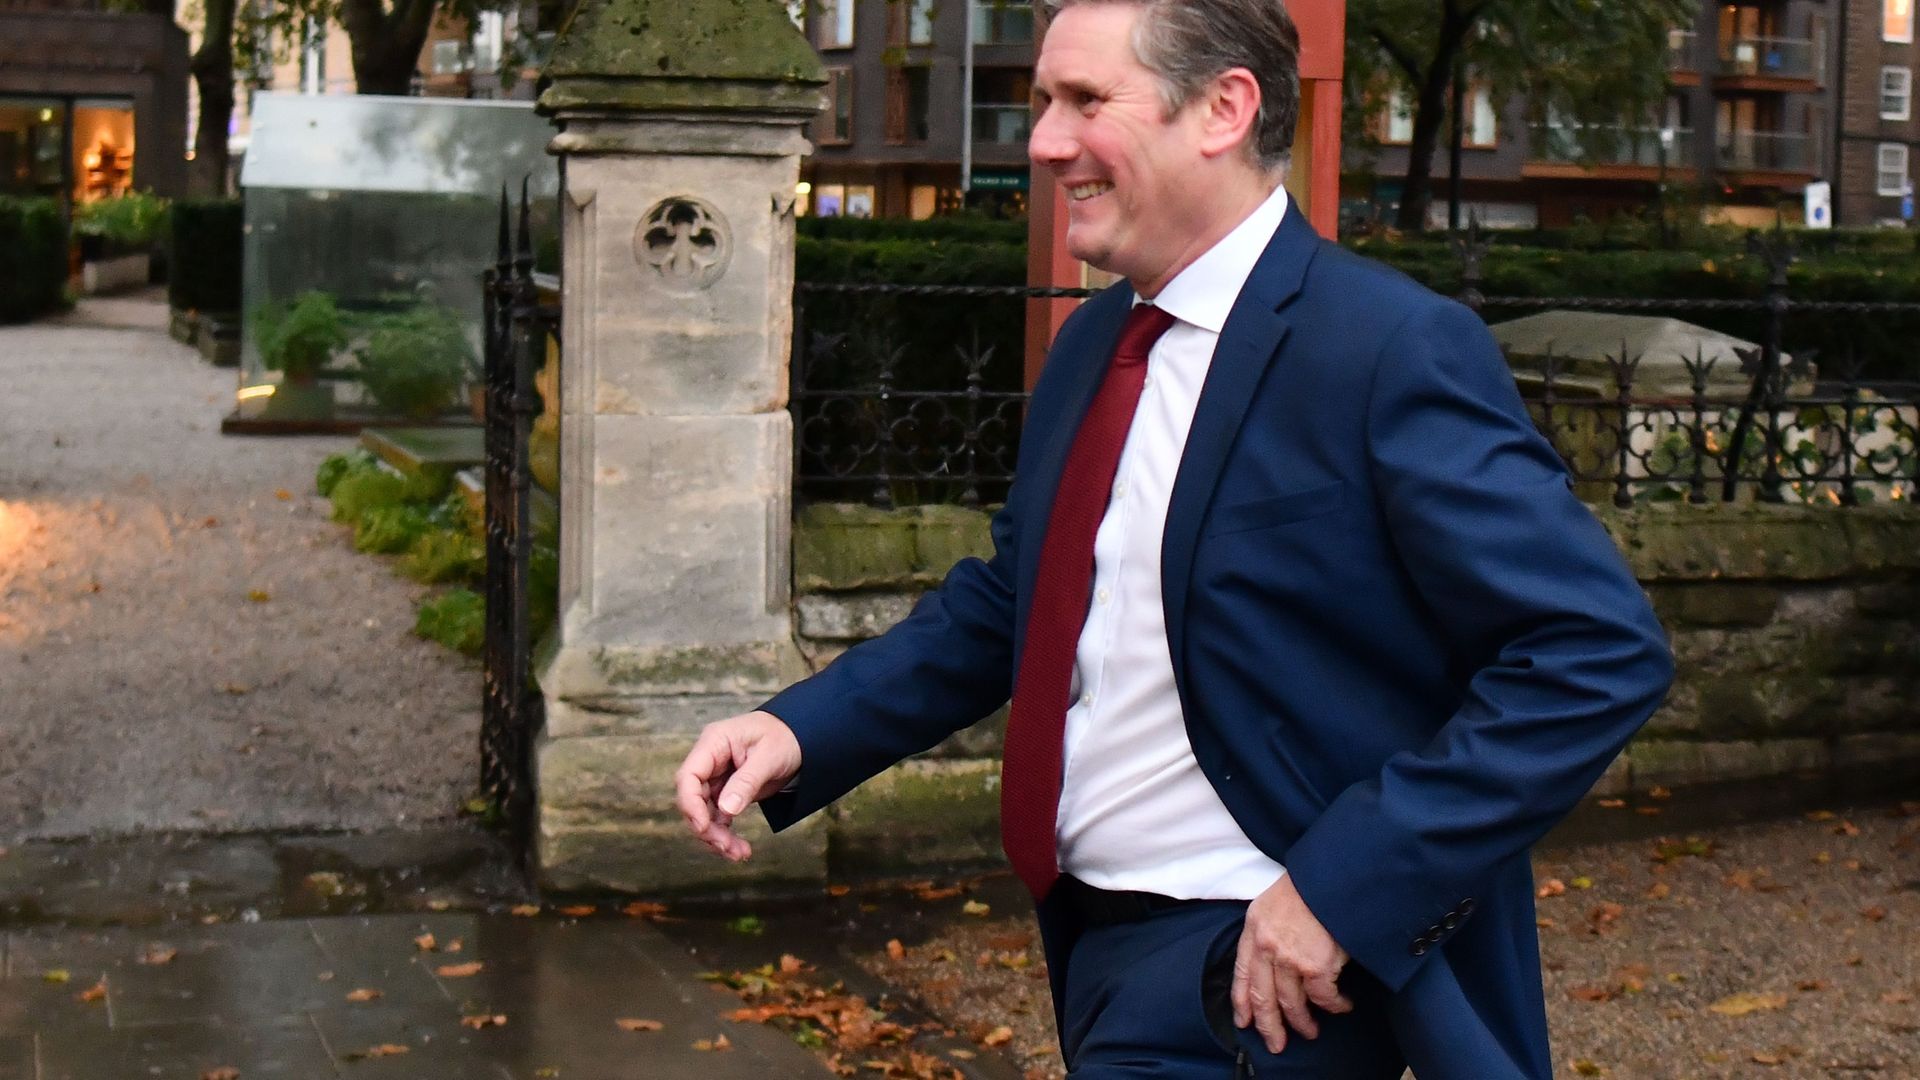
[792,501,1920,876]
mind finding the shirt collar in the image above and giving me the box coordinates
[1136,182,1290,334]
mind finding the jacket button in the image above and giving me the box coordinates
[1460,898,1476,915]
[1410,939,1429,957]
[1443,914,1460,930]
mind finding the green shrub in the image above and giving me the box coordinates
[255,291,347,379]
[0,196,69,324]
[400,528,485,584]
[328,463,410,524]
[73,191,170,254]
[415,588,485,655]
[169,199,243,313]
[354,305,474,419]
[315,449,374,498]
[354,505,435,554]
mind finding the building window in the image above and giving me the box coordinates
[1376,86,1492,147]
[885,65,931,144]
[1878,143,1910,196]
[1467,85,1497,148]
[820,68,853,144]
[972,68,1032,144]
[809,183,876,218]
[817,0,856,49]
[431,40,469,75]
[972,1,1034,45]
[889,0,934,45]
[1889,0,1915,44]
[1381,88,1414,144]
[1884,66,1914,121]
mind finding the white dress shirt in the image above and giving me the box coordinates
[1054,182,1292,901]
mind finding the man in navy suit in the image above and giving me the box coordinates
[676,0,1673,1075]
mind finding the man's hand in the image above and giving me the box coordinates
[1232,873,1354,1055]
[673,711,802,862]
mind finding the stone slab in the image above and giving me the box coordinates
[796,592,918,641]
[538,815,828,895]
[1832,732,1920,770]
[361,426,485,475]
[831,758,1005,875]
[1627,738,1829,789]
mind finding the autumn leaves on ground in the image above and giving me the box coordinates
[658,798,1918,1080]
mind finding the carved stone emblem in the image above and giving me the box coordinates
[633,197,731,292]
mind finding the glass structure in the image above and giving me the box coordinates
[236,92,559,423]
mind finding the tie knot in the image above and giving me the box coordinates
[1113,304,1176,366]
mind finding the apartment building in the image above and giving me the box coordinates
[0,0,189,206]
[800,0,1036,218]
[1835,0,1917,224]
[1353,1,1842,229]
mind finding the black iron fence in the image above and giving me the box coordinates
[480,183,555,856]
[792,226,1920,509]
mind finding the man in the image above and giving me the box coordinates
[676,0,1673,1075]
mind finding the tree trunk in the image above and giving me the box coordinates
[340,0,441,95]
[188,0,238,197]
[1393,34,1464,232]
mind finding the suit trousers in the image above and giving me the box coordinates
[1057,898,1408,1079]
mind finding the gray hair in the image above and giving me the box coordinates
[1044,0,1301,171]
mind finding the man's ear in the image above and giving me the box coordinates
[1196,67,1262,160]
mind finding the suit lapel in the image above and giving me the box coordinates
[1161,204,1320,687]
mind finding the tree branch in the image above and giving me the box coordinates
[1371,28,1425,83]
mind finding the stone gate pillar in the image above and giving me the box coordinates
[534,0,825,892]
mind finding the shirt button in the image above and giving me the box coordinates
[1079,692,1093,707]
[1142,375,1154,389]
[1114,480,1128,499]
[1095,588,1110,605]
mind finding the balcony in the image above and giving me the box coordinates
[1716,36,1820,90]
[971,1,1034,46]
[1717,129,1814,177]
[1524,123,1696,181]
[972,103,1031,145]
[1668,29,1700,80]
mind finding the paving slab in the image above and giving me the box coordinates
[36,1014,333,1080]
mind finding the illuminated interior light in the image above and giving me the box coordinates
[236,385,277,402]
[796,181,813,195]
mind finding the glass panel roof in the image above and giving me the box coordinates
[240,92,559,196]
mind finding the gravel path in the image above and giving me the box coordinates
[0,293,480,841]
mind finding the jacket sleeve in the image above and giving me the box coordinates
[1282,301,1674,992]
[757,499,1020,831]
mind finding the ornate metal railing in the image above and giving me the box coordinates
[481,182,555,856]
[793,225,1920,510]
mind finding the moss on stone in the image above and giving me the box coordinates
[543,0,825,88]
[831,759,1002,874]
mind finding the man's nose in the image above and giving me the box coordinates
[1028,105,1074,168]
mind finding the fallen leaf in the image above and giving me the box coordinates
[1634,807,1663,816]
[887,939,906,961]
[1597,798,1626,809]
[1569,985,1619,1003]
[348,1045,410,1059]
[274,488,292,500]
[435,962,484,978]
[426,900,452,912]
[1846,954,1864,966]
[1537,878,1567,899]
[558,904,596,917]
[246,589,270,603]
[961,900,991,917]
[1752,1051,1782,1065]
[510,904,541,917]
[1861,905,1888,922]
[345,988,382,1002]
[218,683,249,696]
[138,945,177,965]
[827,885,852,897]
[1708,992,1788,1016]
[317,971,335,982]
[1569,1060,1605,1077]
[914,885,966,901]
[413,933,436,952]
[1570,876,1594,890]
[1647,785,1671,800]
[729,915,767,935]
[41,969,70,984]
[1587,903,1624,933]
[779,954,807,975]
[987,932,1035,951]
[75,980,107,1003]
[1536,918,1557,929]
[461,1014,508,1029]
[201,1069,240,1080]
[1835,820,1861,837]
[1724,870,1757,891]
[1883,991,1914,1005]
[1796,979,1830,992]
[1813,851,1832,864]
[616,1018,665,1032]
[622,901,670,919]
[981,1026,1013,1047]
[1806,810,1838,822]
[1644,882,1671,900]
[445,939,463,952]
[948,1048,976,1060]
[692,1034,733,1052]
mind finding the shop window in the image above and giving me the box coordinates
[73,99,136,201]
[817,0,856,49]
[909,184,939,219]
[0,100,68,199]
[1883,66,1913,121]
[1888,0,1914,43]
[1878,143,1909,197]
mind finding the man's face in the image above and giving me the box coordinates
[1029,3,1211,290]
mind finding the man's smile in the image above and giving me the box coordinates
[1068,181,1116,201]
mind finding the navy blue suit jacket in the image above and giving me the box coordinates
[761,204,1674,1079]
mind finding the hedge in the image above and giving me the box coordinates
[0,196,69,324]
[168,198,243,314]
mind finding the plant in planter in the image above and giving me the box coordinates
[72,191,169,294]
[255,290,347,420]
[354,305,474,420]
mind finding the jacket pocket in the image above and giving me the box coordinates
[1207,481,1347,536]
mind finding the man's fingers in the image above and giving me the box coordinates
[1303,973,1354,1015]
[675,729,742,840]
[1230,932,1255,1028]
[716,749,776,817]
[1246,959,1287,1055]
[1274,970,1318,1040]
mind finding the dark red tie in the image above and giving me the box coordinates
[1001,303,1178,900]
